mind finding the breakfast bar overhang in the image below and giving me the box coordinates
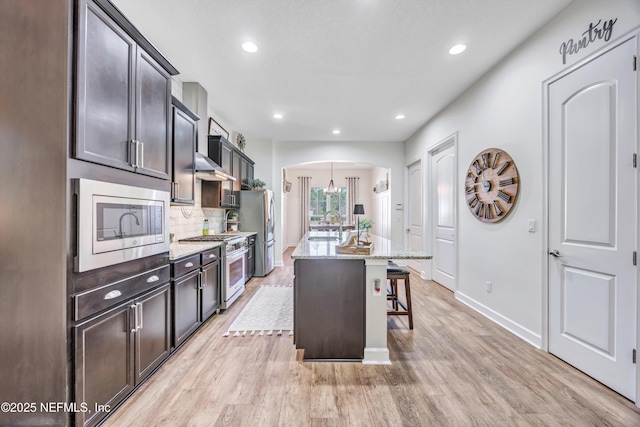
[291,231,432,364]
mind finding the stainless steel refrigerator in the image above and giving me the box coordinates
[239,189,275,276]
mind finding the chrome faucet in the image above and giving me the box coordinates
[118,212,140,237]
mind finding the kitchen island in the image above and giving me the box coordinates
[291,231,432,364]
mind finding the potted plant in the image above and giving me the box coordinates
[248,178,266,190]
[358,218,373,242]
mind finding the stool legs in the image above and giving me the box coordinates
[387,272,413,330]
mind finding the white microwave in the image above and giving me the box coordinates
[75,178,170,272]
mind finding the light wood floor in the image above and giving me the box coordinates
[104,249,640,427]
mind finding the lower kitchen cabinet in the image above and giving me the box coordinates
[74,283,171,427]
[171,246,221,348]
[172,268,201,347]
[201,248,221,321]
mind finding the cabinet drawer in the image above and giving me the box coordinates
[74,265,170,321]
[201,247,220,265]
[171,254,201,278]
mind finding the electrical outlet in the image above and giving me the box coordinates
[486,281,492,293]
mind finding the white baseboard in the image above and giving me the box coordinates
[455,291,542,348]
[362,347,391,365]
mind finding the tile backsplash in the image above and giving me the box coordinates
[169,179,226,240]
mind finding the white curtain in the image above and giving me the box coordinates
[346,176,359,226]
[299,176,312,236]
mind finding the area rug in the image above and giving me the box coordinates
[223,286,293,337]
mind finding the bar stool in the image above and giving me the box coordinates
[387,266,413,329]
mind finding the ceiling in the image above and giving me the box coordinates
[111,0,573,143]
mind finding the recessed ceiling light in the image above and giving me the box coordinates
[395,114,405,120]
[449,44,466,55]
[242,41,258,53]
[332,130,341,135]
[273,113,283,119]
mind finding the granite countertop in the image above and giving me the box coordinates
[291,231,432,260]
[169,231,257,261]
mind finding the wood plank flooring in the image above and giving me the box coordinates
[103,249,640,427]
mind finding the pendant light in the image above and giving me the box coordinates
[324,162,337,195]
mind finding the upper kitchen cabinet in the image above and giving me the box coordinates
[74,0,178,180]
[202,136,254,208]
[171,97,198,205]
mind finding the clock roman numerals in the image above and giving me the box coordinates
[493,201,503,216]
[466,149,518,223]
[474,201,483,216]
[472,160,482,174]
[482,152,490,169]
[492,152,501,169]
[497,190,512,203]
[499,177,515,187]
[496,161,510,176]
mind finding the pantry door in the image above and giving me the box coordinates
[547,36,637,400]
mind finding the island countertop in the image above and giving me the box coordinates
[291,231,432,260]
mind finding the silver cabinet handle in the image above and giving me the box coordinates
[549,249,561,258]
[208,254,216,259]
[131,304,138,333]
[185,262,194,268]
[137,302,143,330]
[104,290,122,300]
[146,275,159,283]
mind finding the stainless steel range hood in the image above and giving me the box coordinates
[195,153,235,182]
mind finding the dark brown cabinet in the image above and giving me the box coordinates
[201,248,221,321]
[202,136,255,208]
[172,255,201,347]
[171,247,221,348]
[171,97,198,205]
[294,259,365,360]
[75,0,175,180]
[74,282,171,427]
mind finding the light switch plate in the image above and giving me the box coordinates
[528,219,535,232]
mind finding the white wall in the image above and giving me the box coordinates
[405,0,640,347]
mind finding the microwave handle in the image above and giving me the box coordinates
[138,141,144,169]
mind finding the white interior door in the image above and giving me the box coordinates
[432,144,456,291]
[548,37,637,400]
[407,161,423,273]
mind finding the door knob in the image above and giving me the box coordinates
[549,249,561,258]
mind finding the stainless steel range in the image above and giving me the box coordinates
[180,234,247,309]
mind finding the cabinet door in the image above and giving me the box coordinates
[172,106,196,204]
[172,270,201,347]
[76,0,135,171]
[220,144,236,207]
[232,151,242,192]
[239,157,251,189]
[135,49,171,179]
[219,143,232,173]
[75,302,134,427]
[200,261,220,321]
[134,284,171,384]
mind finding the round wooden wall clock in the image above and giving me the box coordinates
[465,148,519,223]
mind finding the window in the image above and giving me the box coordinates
[309,187,347,222]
